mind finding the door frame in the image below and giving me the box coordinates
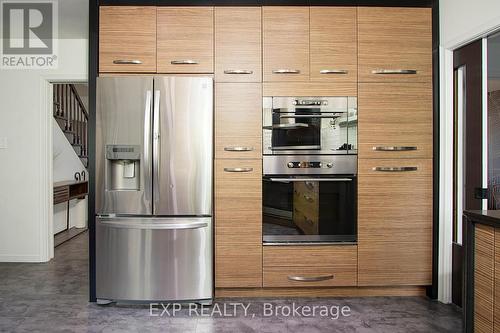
[439,35,497,303]
[40,75,87,262]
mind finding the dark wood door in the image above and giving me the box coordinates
[452,39,484,306]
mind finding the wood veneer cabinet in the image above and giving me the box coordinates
[99,6,157,73]
[215,160,262,288]
[157,7,214,73]
[358,7,432,83]
[358,83,433,159]
[310,7,357,83]
[263,245,357,287]
[495,229,500,333]
[474,224,495,333]
[215,7,262,82]
[215,83,262,159]
[357,159,433,286]
[263,7,310,82]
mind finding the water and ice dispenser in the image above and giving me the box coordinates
[105,145,141,191]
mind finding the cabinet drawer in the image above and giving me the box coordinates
[358,7,432,83]
[310,7,357,83]
[157,7,214,73]
[263,7,309,82]
[215,7,262,82]
[358,159,432,286]
[263,245,357,287]
[53,186,69,205]
[215,160,262,288]
[358,83,433,159]
[99,6,157,73]
[264,266,356,287]
[215,83,262,159]
[264,245,357,267]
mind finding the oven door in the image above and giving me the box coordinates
[262,176,357,244]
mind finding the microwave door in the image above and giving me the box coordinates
[96,77,153,216]
[153,77,213,216]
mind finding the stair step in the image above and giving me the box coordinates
[79,156,89,168]
[53,114,66,120]
[72,145,82,156]
[55,118,66,130]
[64,132,74,143]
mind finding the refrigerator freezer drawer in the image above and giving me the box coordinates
[96,217,213,302]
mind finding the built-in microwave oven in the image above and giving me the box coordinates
[263,97,357,155]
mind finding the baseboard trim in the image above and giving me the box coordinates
[215,286,428,298]
[0,254,44,262]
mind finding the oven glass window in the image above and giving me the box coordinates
[262,177,357,243]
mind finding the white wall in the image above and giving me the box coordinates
[52,119,87,234]
[0,0,88,262]
[438,0,500,303]
[440,0,500,49]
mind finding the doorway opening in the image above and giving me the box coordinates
[51,83,89,248]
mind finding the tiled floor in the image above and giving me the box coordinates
[0,232,462,332]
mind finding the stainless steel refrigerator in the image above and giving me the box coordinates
[95,76,213,303]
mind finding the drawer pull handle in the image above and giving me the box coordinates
[288,275,334,282]
[113,59,142,65]
[224,146,254,152]
[372,69,417,75]
[373,146,418,151]
[273,69,301,74]
[224,167,253,173]
[373,167,418,172]
[171,60,199,65]
[224,69,253,75]
[320,69,348,75]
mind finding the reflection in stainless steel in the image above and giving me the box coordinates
[96,77,153,215]
[96,217,212,302]
[153,77,213,216]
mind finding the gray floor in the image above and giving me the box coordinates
[0,232,462,333]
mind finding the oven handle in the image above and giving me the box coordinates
[280,115,339,119]
[269,178,353,182]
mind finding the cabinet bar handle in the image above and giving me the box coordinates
[171,60,199,65]
[224,167,253,173]
[113,59,142,65]
[372,166,418,172]
[224,147,254,152]
[288,275,334,282]
[373,146,418,151]
[273,69,301,74]
[224,69,253,75]
[372,69,417,75]
[320,69,348,74]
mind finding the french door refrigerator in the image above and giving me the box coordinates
[96,76,213,303]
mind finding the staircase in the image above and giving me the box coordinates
[53,84,88,168]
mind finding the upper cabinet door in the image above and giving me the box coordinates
[157,7,214,73]
[215,7,262,82]
[310,7,357,83]
[358,7,432,83]
[263,7,309,82]
[99,6,157,73]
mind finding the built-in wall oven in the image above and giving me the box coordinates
[262,96,357,244]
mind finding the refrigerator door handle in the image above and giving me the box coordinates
[144,90,152,202]
[99,220,208,230]
[153,90,161,211]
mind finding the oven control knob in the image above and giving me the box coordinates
[287,162,294,168]
[326,163,333,168]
